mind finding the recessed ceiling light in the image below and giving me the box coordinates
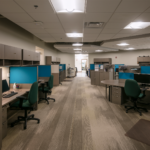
[117,43,129,46]
[66,33,83,38]
[50,0,86,13]
[95,50,103,52]
[72,43,83,46]
[124,22,150,29]
[126,48,135,50]
[74,48,82,50]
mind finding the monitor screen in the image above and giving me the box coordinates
[134,74,150,84]
[2,79,9,93]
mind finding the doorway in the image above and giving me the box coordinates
[81,59,87,71]
[35,47,44,65]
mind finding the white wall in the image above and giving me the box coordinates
[0,18,58,61]
[89,50,150,65]
[0,67,9,84]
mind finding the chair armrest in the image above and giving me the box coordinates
[141,87,149,91]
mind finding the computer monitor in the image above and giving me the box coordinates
[2,79,9,93]
[134,74,150,84]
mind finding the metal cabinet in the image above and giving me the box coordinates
[99,72,112,86]
[23,50,33,61]
[52,56,56,62]
[91,71,99,85]
[110,86,127,105]
[4,45,22,60]
[0,44,4,59]
[33,52,40,61]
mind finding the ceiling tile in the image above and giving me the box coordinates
[0,0,24,13]
[96,34,115,41]
[134,13,150,22]
[15,0,54,13]
[29,13,59,23]
[119,29,140,34]
[109,13,140,23]
[84,33,99,38]
[101,28,121,34]
[87,0,121,13]
[57,14,84,23]
[2,13,33,23]
[61,22,83,29]
[84,28,102,34]
[25,28,48,34]
[116,0,150,13]
[64,28,83,33]
[84,13,112,22]
[45,28,65,34]
[104,22,129,29]
[113,34,132,38]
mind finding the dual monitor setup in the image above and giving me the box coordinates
[134,74,150,85]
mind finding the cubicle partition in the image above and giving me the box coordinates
[0,69,2,149]
[90,64,94,78]
[141,66,150,74]
[38,65,51,82]
[59,64,63,82]
[51,65,59,86]
[10,66,38,89]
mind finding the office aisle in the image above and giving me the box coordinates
[2,76,150,150]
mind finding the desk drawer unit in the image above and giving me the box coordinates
[2,106,7,139]
[111,86,127,105]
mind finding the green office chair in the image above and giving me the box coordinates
[124,79,148,116]
[10,82,40,129]
[39,75,55,104]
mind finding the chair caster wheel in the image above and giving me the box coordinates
[126,111,128,113]
[11,124,14,127]
[125,106,127,108]
[38,120,40,124]
[32,115,34,118]
[140,113,142,116]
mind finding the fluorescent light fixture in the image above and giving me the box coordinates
[72,43,83,46]
[117,43,129,46]
[124,22,150,29]
[66,33,83,38]
[95,50,103,52]
[50,0,86,13]
[74,48,82,50]
[126,48,135,50]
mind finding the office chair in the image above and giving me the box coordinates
[39,75,55,104]
[10,82,40,130]
[124,79,148,116]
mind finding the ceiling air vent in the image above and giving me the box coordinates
[85,22,104,28]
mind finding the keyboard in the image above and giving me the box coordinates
[3,92,18,98]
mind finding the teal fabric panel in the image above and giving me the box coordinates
[64,64,66,70]
[38,65,51,77]
[10,67,37,84]
[90,64,94,70]
[115,64,124,72]
[119,72,134,80]
[141,66,150,74]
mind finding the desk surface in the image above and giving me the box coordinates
[2,89,30,106]
[101,80,125,87]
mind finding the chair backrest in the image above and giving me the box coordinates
[124,79,141,99]
[48,75,53,89]
[28,81,38,105]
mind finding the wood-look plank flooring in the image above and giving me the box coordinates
[2,72,150,150]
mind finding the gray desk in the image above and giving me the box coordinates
[101,80,150,104]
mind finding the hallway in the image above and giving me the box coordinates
[2,76,150,150]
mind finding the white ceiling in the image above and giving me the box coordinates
[102,37,150,50]
[0,0,150,53]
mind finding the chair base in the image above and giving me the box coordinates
[39,97,55,104]
[125,102,148,116]
[11,110,40,130]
